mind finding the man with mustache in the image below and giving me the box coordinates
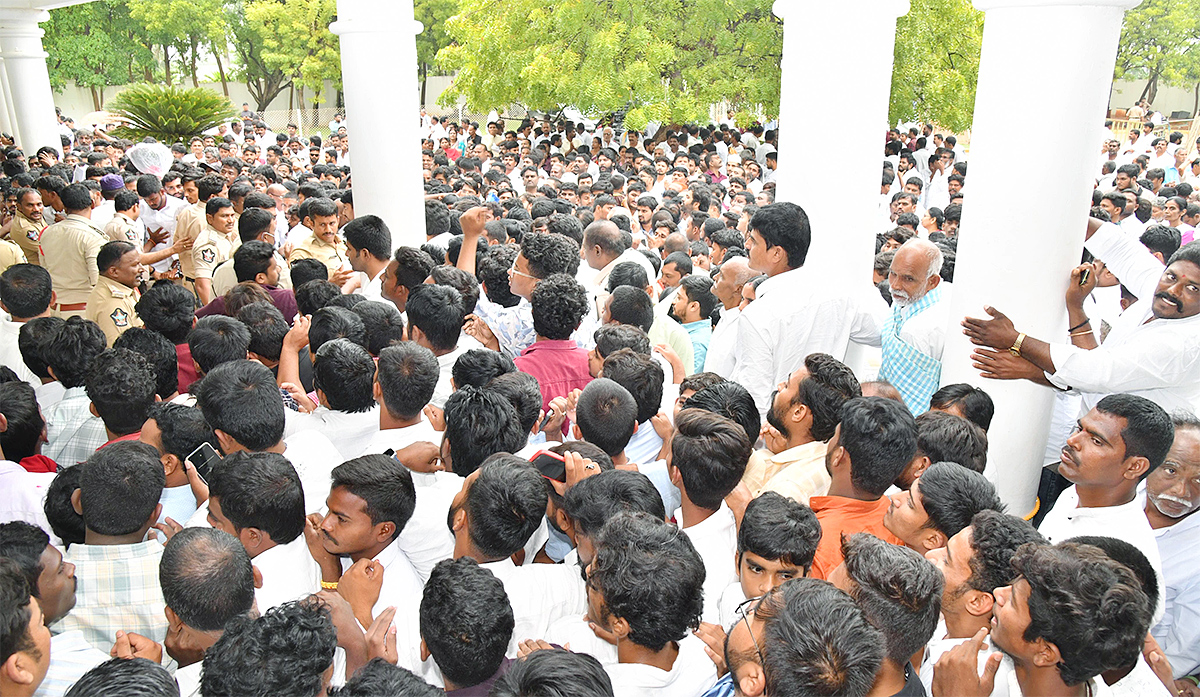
[878,238,948,414]
[965,218,1200,420]
[1141,412,1200,689]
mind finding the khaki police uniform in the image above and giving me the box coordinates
[38,214,106,317]
[288,231,348,278]
[85,275,142,345]
[0,238,24,275]
[174,201,206,292]
[9,212,46,265]
[104,212,141,244]
[212,240,292,296]
[192,226,237,286]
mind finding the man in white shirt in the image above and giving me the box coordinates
[731,202,884,417]
[703,256,754,377]
[0,264,54,389]
[586,511,718,697]
[1140,413,1200,681]
[669,409,748,625]
[879,239,949,414]
[204,451,321,614]
[344,215,393,306]
[580,220,655,309]
[283,340,380,459]
[406,283,469,409]
[1037,395,1171,622]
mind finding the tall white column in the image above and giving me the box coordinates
[0,8,61,156]
[941,0,1140,513]
[772,0,909,282]
[0,59,16,139]
[330,0,426,248]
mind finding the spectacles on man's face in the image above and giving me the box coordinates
[509,262,536,280]
[734,596,767,668]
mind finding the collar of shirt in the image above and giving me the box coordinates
[754,266,804,299]
[769,440,827,465]
[101,431,142,448]
[97,274,137,296]
[67,538,163,562]
[809,494,888,516]
[64,214,103,232]
[519,339,580,356]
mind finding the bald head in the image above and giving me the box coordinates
[265,184,288,198]
[895,239,943,280]
[663,232,689,256]
[715,256,756,308]
[583,219,625,270]
[889,238,943,306]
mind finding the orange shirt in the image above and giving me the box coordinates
[808,495,905,579]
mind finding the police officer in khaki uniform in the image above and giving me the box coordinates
[104,190,142,244]
[38,183,107,318]
[192,197,238,305]
[287,197,349,282]
[0,237,24,275]
[175,174,227,296]
[8,188,46,265]
[212,207,291,296]
[86,240,143,345]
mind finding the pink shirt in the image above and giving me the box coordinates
[513,339,592,414]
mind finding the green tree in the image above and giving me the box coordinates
[1114,0,1200,108]
[436,0,782,130]
[245,0,341,121]
[43,0,158,110]
[108,84,237,142]
[889,0,984,132]
[227,0,292,110]
[415,0,459,105]
[127,0,228,89]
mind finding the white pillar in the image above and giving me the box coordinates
[940,0,1140,513]
[772,0,909,282]
[0,8,61,156]
[330,0,427,248]
[0,59,16,139]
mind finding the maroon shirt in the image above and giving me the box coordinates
[175,343,200,394]
[195,285,298,325]
[513,339,593,414]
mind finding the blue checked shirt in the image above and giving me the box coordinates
[44,386,108,467]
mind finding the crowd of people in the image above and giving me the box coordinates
[0,104,1196,697]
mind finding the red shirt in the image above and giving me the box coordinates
[100,431,142,449]
[513,339,592,414]
[176,343,200,394]
[808,494,905,580]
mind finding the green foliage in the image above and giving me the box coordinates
[127,0,228,85]
[245,0,341,102]
[1115,0,1200,98]
[416,0,458,71]
[43,0,157,95]
[436,0,781,130]
[107,84,237,142]
[889,0,983,132]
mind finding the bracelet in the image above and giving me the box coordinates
[320,581,339,590]
[1069,330,1093,337]
[1186,675,1199,687]
[1008,333,1026,358]
[1068,318,1091,333]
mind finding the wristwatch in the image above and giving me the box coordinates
[1009,333,1026,357]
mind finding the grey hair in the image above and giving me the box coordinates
[898,238,944,280]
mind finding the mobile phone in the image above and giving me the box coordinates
[186,442,222,484]
[1079,268,1091,287]
[530,449,566,482]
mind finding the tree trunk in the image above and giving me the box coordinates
[214,50,229,97]
[288,84,294,111]
[90,86,101,112]
[298,84,306,131]
[163,44,171,85]
[190,37,199,88]
[420,63,428,107]
[1193,81,1199,119]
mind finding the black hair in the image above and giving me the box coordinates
[429,265,481,313]
[0,264,52,319]
[80,440,165,535]
[113,327,179,398]
[917,461,1004,539]
[196,175,227,201]
[677,274,718,320]
[159,527,255,631]
[236,301,289,362]
[393,246,436,291]
[425,199,451,236]
[789,353,862,442]
[606,261,650,295]
[601,348,664,424]
[754,577,884,697]
[237,207,274,243]
[84,348,157,435]
[662,251,692,276]
[589,512,704,651]
[465,454,547,558]
[442,386,526,478]
[351,301,405,357]
[680,381,760,445]
[195,360,286,451]
[451,348,515,389]
[58,183,92,211]
[43,466,85,546]
[1141,225,1182,259]
[419,557,514,688]
[406,283,464,351]
[0,557,36,667]
[607,286,654,333]
[329,659,442,697]
[232,240,276,283]
[575,378,638,456]
[486,371,543,435]
[294,279,339,316]
[750,202,811,269]
[135,282,196,345]
[0,522,49,600]
[18,316,63,380]
[1011,542,1150,686]
[737,491,821,571]
[375,343,440,420]
[330,454,417,541]
[520,231,580,278]
[313,339,376,413]
[593,324,650,359]
[64,657,178,697]
[531,273,587,339]
[915,411,988,473]
[144,402,215,467]
[930,383,995,431]
[290,260,330,293]
[0,383,42,461]
[477,243,520,308]
[1069,535,1159,623]
[188,315,251,374]
[837,397,918,497]
[192,427,292,535]
[670,408,751,509]
[199,598,337,697]
[841,533,943,665]
[44,316,106,387]
[309,305,367,355]
[1095,393,1175,475]
[963,510,1046,594]
[490,648,614,697]
[342,214,392,260]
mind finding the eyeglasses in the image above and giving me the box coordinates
[734,596,767,667]
[509,263,536,280]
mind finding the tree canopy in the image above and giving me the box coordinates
[889,0,983,133]
[1114,0,1200,107]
